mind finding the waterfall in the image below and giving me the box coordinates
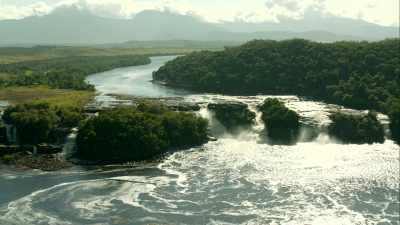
[61,128,78,159]
[5,124,17,144]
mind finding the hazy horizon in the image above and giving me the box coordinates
[1,0,399,27]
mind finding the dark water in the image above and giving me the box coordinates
[0,56,399,225]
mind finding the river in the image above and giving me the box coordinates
[0,56,399,225]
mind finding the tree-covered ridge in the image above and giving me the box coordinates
[76,103,209,162]
[154,39,399,112]
[0,55,151,90]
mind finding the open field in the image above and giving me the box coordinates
[0,86,94,107]
[0,47,189,64]
[0,73,13,79]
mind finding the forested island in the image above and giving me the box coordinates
[154,39,400,143]
[77,103,209,162]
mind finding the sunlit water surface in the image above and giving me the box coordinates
[0,56,398,225]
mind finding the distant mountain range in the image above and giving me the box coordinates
[0,6,398,46]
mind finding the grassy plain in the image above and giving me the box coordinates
[0,41,230,107]
[0,86,94,107]
[0,45,226,64]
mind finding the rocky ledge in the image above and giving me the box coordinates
[1,152,71,171]
[102,95,202,112]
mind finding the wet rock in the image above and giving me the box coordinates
[0,152,71,171]
[36,144,63,154]
[208,101,256,129]
[110,95,201,112]
[159,99,201,111]
[0,143,62,156]
[208,136,218,142]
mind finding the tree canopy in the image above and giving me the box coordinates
[328,111,384,144]
[2,103,82,144]
[76,103,209,162]
[259,98,300,144]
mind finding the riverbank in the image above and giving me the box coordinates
[0,152,71,171]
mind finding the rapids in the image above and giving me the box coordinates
[0,56,398,225]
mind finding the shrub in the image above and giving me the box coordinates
[259,99,300,144]
[1,154,15,165]
[208,102,255,129]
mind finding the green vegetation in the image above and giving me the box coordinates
[1,154,15,165]
[259,99,300,144]
[2,103,83,145]
[0,86,94,107]
[0,45,218,64]
[154,39,399,110]
[328,112,384,144]
[0,55,151,90]
[0,123,6,143]
[154,39,399,143]
[208,102,255,129]
[387,98,400,143]
[108,40,240,49]
[76,103,209,162]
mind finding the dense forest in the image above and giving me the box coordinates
[154,39,399,111]
[77,103,209,162]
[328,112,384,144]
[0,55,151,90]
[154,39,400,143]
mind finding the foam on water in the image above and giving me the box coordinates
[1,136,397,225]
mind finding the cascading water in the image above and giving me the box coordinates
[0,56,398,225]
[61,128,78,160]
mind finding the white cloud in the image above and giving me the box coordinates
[0,1,51,20]
[0,0,398,26]
[323,0,399,26]
[265,0,300,12]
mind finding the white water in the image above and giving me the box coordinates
[0,56,398,225]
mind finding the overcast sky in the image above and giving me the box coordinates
[0,0,398,26]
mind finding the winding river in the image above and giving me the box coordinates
[0,56,399,225]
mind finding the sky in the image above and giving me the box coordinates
[0,0,399,26]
